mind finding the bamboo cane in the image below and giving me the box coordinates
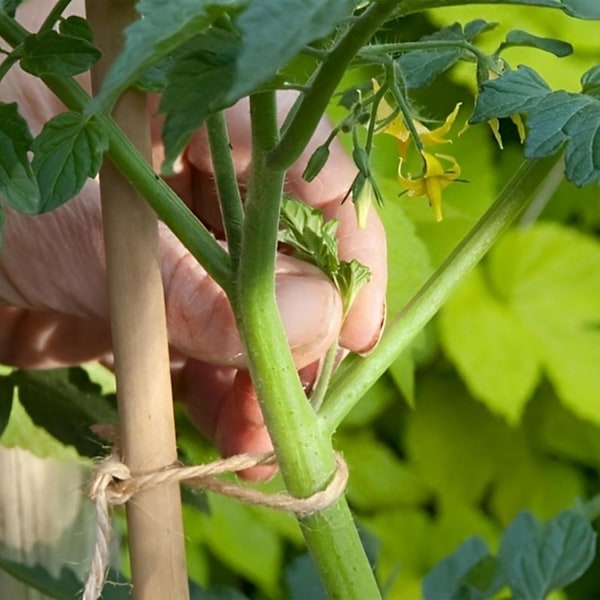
[85,1,189,597]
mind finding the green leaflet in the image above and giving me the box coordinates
[20,30,101,78]
[32,111,109,213]
[159,29,240,172]
[472,65,600,186]
[0,102,40,214]
[423,509,596,600]
[226,0,359,102]
[498,510,596,598]
[496,29,573,57]
[396,20,498,89]
[91,0,246,112]
[440,223,600,425]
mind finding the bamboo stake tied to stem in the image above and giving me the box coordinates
[85,1,189,598]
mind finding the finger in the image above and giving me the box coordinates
[0,306,111,368]
[179,360,276,481]
[0,186,342,369]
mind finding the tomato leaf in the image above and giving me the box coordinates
[58,15,94,43]
[397,21,497,89]
[440,223,600,425]
[159,29,240,171]
[0,102,40,213]
[225,0,359,103]
[525,89,600,186]
[20,30,101,77]
[91,0,245,112]
[471,65,552,122]
[498,510,596,597]
[32,111,109,213]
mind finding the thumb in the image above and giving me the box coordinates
[160,225,343,369]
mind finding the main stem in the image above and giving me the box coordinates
[86,2,188,598]
[234,92,380,599]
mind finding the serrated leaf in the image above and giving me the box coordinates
[159,29,240,170]
[581,65,600,99]
[498,510,596,598]
[0,102,40,213]
[225,0,358,103]
[59,15,94,43]
[439,268,541,424]
[10,367,118,457]
[471,65,552,123]
[20,30,100,77]
[93,0,245,111]
[335,258,371,315]
[442,224,600,426]
[422,537,493,600]
[525,90,600,186]
[498,30,573,57]
[32,111,108,213]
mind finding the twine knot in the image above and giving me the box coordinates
[82,426,348,600]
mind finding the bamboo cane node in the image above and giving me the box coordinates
[83,424,349,599]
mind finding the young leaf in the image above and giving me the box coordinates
[561,0,600,18]
[0,102,40,213]
[20,31,101,77]
[224,0,358,103]
[497,30,573,57]
[92,0,245,112]
[470,65,552,123]
[336,259,371,316]
[498,510,596,598]
[32,111,109,213]
[159,30,240,171]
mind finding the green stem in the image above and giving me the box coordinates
[0,12,232,292]
[396,0,575,14]
[234,92,380,600]
[206,112,244,266]
[268,0,398,171]
[310,342,339,412]
[39,0,73,33]
[319,154,563,435]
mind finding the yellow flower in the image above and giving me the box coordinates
[398,152,461,222]
[373,80,461,156]
[354,177,375,229]
[488,115,526,149]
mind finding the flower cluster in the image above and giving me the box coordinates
[374,81,462,221]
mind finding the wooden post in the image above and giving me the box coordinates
[85,1,189,598]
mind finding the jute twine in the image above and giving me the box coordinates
[82,425,349,600]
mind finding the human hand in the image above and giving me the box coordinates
[0,1,386,480]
